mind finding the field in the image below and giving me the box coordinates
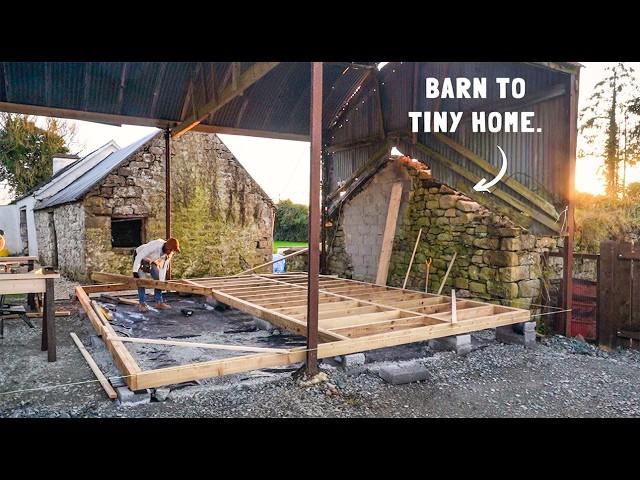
[273,241,308,252]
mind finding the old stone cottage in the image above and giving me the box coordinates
[326,155,562,311]
[33,130,274,281]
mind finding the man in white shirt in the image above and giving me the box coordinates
[132,237,181,313]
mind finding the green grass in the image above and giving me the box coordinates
[273,240,308,252]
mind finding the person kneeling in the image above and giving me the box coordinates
[132,237,181,313]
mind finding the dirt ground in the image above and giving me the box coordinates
[2,294,640,418]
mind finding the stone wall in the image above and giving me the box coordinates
[35,202,85,280]
[78,131,273,280]
[83,134,167,279]
[170,132,274,278]
[327,158,562,310]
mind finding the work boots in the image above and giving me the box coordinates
[137,303,150,313]
[154,302,172,310]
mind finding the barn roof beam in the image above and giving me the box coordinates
[171,62,280,139]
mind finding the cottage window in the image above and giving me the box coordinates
[111,218,143,248]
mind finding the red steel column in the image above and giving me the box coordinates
[165,128,172,239]
[306,62,322,374]
[165,128,172,280]
[563,70,579,336]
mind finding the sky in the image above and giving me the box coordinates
[0,62,636,205]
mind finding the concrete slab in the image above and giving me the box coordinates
[496,322,536,348]
[378,362,430,385]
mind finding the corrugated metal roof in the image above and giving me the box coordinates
[35,130,160,210]
[0,61,579,231]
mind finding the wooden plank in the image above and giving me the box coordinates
[320,310,402,330]
[81,283,130,294]
[376,182,403,285]
[192,124,309,142]
[385,296,448,308]
[403,228,423,289]
[109,336,291,354]
[172,62,280,139]
[437,251,458,295]
[70,332,117,400]
[274,300,361,316]
[74,286,141,388]
[598,241,618,348]
[26,310,71,318]
[210,287,347,343]
[133,309,530,389]
[0,278,47,294]
[332,316,439,337]
[0,256,39,264]
[75,286,105,336]
[234,248,308,276]
[91,272,212,296]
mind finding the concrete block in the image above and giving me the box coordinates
[116,387,151,406]
[335,353,366,368]
[153,387,171,402]
[428,334,472,355]
[496,322,536,348]
[378,362,430,385]
[109,376,127,388]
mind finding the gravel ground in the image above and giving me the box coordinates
[2,301,640,418]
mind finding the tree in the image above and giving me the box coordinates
[626,181,640,201]
[579,63,640,198]
[0,113,76,198]
[274,199,308,242]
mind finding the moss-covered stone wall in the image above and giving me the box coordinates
[327,158,562,310]
[170,132,274,278]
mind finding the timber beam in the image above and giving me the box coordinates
[172,62,280,139]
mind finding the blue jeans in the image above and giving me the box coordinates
[133,258,163,305]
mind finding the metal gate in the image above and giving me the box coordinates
[598,241,640,349]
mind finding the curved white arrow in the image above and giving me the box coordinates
[473,145,507,192]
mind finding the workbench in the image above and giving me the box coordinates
[0,256,39,308]
[0,270,60,361]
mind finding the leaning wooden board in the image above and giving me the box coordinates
[83,272,531,390]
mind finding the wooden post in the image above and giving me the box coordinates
[403,228,422,289]
[451,289,457,323]
[563,70,579,337]
[27,258,35,310]
[375,182,403,285]
[437,251,457,295]
[44,277,56,362]
[306,62,323,375]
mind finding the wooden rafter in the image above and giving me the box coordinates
[430,132,559,219]
[171,62,280,139]
[407,140,562,233]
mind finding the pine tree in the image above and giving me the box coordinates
[579,63,640,198]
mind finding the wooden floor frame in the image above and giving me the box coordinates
[79,272,530,390]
